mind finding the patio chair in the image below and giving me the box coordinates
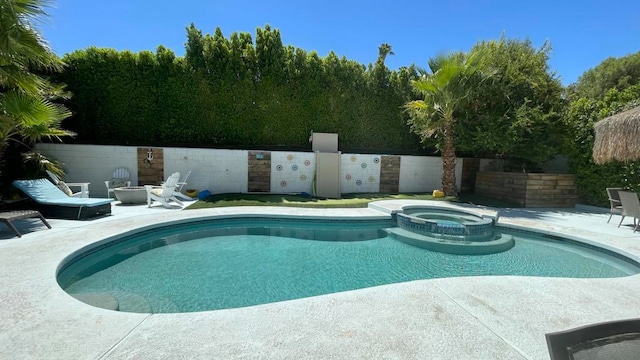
[546,318,640,360]
[606,188,624,223]
[145,172,183,208]
[174,170,192,200]
[618,191,640,232]
[45,170,90,198]
[105,167,131,198]
[176,170,191,193]
[12,179,113,220]
[160,170,192,200]
[0,210,51,238]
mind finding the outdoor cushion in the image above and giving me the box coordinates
[109,179,128,189]
[13,179,112,207]
[150,188,164,197]
[57,181,73,196]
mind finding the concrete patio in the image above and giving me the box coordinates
[2,200,640,359]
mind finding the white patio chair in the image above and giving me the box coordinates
[104,168,131,198]
[176,170,191,193]
[160,170,192,200]
[174,170,192,200]
[45,170,90,198]
[145,172,183,208]
[618,191,640,233]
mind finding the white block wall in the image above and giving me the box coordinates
[163,148,248,195]
[36,144,138,198]
[35,144,466,196]
[270,151,315,194]
[340,153,381,193]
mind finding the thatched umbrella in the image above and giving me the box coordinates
[593,105,640,164]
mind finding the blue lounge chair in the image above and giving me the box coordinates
[12,179,113,220]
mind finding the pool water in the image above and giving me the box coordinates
[406,211,482,224]
[58,219,640,313]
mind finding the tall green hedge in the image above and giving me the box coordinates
[564,85,640,206]
[53,25,422,153]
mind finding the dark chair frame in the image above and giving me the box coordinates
[36,203,112,220]
[606,187,624,223]
[546,318,640,360]
[0,210,51,237]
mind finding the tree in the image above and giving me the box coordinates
[0,0,73,162]
[564,85,640,206]
[456,37,565,170]
[568,51,640,101]
[377,43,394,63]
[404,50,489,195]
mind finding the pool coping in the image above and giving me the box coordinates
[3,200,640,359]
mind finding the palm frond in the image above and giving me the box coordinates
[411,78,438,94]
[406,49,494,145]
[1,89,73,143]
[22,150,66,177]
[0,63,48,93]
[2,0,53,21]
[0,0,64,79]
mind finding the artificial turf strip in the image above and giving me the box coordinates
[185,193,453,209]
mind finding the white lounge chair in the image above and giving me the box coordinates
[105,168,131,198]
[618,191,640,232]
[145,172,183,208]
[45,170,90,198]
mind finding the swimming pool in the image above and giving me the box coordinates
[57,217,640,314]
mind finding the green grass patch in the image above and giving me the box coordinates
[186,192,520,209]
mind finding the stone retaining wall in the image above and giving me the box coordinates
[475,172,578,207]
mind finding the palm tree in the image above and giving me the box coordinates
[404,50,489,196]
[0,0,73,161]
[377,43,394,64]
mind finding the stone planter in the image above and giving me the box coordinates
[475,172,579,208]
[113,186,148,204]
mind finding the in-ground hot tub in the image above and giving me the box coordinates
[388,205,514,255]
[113,186,148,204]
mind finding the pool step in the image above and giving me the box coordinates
[386,228,515,255]
[71,292,119,311]
[116,292,154,313]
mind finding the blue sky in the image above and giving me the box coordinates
[41,0,639,85]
